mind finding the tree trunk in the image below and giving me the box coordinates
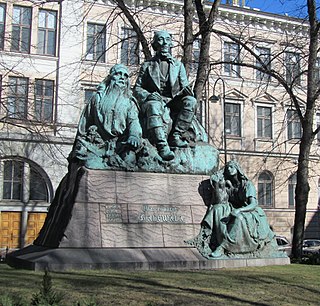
[193,0,220,99]
[182,0,194,76]
[193,30,210,100]
[292,0,319,260]
[292,123,313,259]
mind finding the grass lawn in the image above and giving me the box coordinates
[0,263,319,305]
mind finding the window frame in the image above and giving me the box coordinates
[316,112,320,145]
[1,158,52,203]
[86,22,106,63]
[315,57,320,83]
[318,178,320,210]
[256,105,273,139]
[34,79,54,123]
[11,5,32,53]
[191,38,201,73]
[7,76,29,120]
[256,46,271,82]
[120,27,139,66]
[258,171,274,207]
[224,41,241,77]
[37,9,57,56]
[287,108,302,140]
[84,88,96,105]
[2,160,24,201]
[0,3,6,50]
[224,101,241,137]
[29,166,49,201]
[288,173,297,207]
[285,51,301,85]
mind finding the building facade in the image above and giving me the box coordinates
[0,0,319,251]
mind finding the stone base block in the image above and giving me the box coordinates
[7,245,290,272]
[8,169,291,271]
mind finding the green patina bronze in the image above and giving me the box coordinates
[73,64,142,170]
[186,160,285,259]
[73,30,219,174]
[134,30,206,160]
[35,35,218,247]
[34,33,284,259]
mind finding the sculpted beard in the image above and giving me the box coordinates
[100,78,130,114]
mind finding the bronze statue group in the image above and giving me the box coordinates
[35,30,283,259]
[73,30,207,170]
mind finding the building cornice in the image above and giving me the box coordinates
[216,4,308,35]
[100,0,309,34]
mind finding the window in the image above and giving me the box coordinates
[315,58,320,83]
[288,173,297,207]
[287,109,301,140]
[7,76,28,119]
[224,42,240,77]
[225,102,241,136]
[258,171,273,207]
[256,47,271,81]
[0,3,5,50]
[86,23,106,62]
[191,38,201,73]
[121,27,139,66]
[11,5,31,53]
[318,179,320,210]
[29,167,48,201]
[35,79,54,122]
[37,9,57,56]
[1,159,51,202]
[84,89,95,104]
[0,75,2,102]
[285,52,301,85]
[3,160,23,200]
[257,106,272,138]
[317,113,320,144]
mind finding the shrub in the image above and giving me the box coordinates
[31,270,64,306]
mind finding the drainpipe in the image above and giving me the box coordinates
[53,0,63,135]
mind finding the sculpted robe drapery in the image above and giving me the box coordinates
[78,82,142,144]
[203,178,275,255]
[35,75,142,248]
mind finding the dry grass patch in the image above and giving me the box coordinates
[0,264,319,305]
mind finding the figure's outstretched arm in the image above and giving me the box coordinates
[126,102,142,149]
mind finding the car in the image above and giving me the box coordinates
[302,239,320,256]
[0,248,8,262]
[276,236,291,256]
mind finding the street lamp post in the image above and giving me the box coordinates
[209,77,227,165]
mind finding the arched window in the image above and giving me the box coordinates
[258,171,274,207]
[318,179,320,210]
[1,158,52,203]
[288,173,297,207]
[3,160,23,200]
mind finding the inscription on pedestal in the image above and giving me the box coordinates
[138,204,185,223]
[104,204,189,224]
[105,204,122,222]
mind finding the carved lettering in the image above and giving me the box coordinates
[105,204,122,222]
[138,205,185,223]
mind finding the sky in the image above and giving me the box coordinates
[231,0,311,17]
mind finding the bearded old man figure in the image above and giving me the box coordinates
[35,64,142,247]
[134,30,197,161]
[74,64,142,169]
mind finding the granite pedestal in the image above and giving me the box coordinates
[7,168,290,271]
